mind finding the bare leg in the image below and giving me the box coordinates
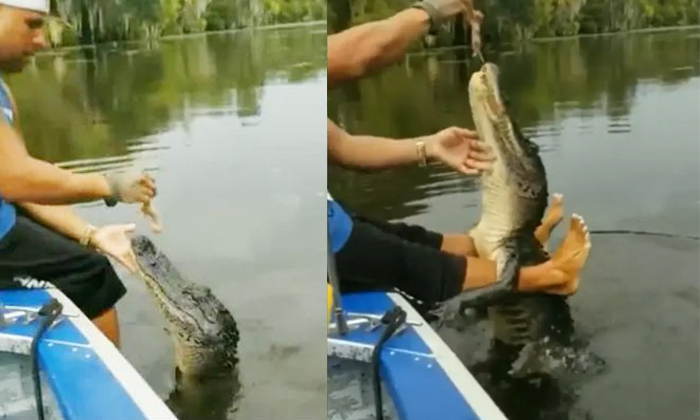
[462,214,591,295]
[91,307,121,348]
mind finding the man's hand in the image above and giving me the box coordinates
[425,126,494,175]
[104,170,157,205]
[89,224,139,274]
[418,0,480,25]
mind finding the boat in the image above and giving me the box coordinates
[326,237,508,420]
[0,287,178,420]
[327,291,509,420]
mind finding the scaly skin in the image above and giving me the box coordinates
[464,62,582,348]
[130,235,240,376]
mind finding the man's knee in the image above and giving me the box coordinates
[79,249,122,283]
[89,251,114,272]
[66,252,126,320]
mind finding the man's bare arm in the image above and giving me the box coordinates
[327,0,485,87]
[327,8,430,88]
[328,119,430,170]
[0,122,112,204]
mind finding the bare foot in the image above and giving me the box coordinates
[535,193,564,247]
[547,214,591,295]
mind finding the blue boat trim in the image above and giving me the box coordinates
[328,291,508,420]
[0,288,178,420]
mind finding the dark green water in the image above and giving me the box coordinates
[328,29,700,420]
[5,23,328,420]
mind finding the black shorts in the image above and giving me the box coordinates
[335,213,466,307]
[0,214,127,319]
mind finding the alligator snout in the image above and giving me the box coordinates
[131,234,157,255]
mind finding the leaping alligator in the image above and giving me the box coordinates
[460,62,592,369]
[130,235,241,419]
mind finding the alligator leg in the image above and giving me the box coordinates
[457,238,519,312]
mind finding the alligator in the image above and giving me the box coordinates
[165,366,242,420]
[130,235,240,377]
[460,62,592,372]
[130,235,241,418]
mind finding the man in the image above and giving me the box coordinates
[0,0,156,347]
[328,0,590,309]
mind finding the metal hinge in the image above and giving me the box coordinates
[0,303,63,329]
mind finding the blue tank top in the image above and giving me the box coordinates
[0,77,17,240]
[328,191,353,253]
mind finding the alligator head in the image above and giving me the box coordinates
[468,63,537,155]
[130,235,240,378]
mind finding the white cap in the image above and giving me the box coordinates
[0,0,49,13]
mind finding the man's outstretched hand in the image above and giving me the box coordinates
[89,224,139,274]
[425,126,494,175]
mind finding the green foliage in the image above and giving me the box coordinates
[46,0,327,47]
[329,0,699,43]
[203,0,239,31]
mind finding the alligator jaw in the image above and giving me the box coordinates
[469,62,542,177]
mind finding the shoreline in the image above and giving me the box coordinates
[407,24,699,56]
[38,20,327,55]
[159,19,327,41]
[530,24,700,42]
